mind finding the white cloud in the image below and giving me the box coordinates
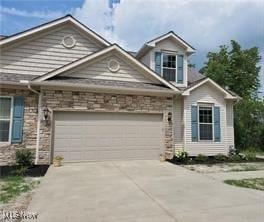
[73,0,127,48]
[73,0,263,52]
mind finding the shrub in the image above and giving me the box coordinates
[214,154,228,162]
[195,154,208,163]
[229,154,242,162]
[15,149,33,167]
[243,150,256,161]
[228,146,239,156]
[175,149,188,163]
[14,166,28,176]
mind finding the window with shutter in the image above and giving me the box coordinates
[193,105,221,142]
[0,97,12,142]
[11,96,24,144]
[191,105,198,141]
[162,53,176,81]
[177,55,184,84]
[155,52,162,75]
[155,52,184,84]
[214,106,221,142]
[198,106,213,140]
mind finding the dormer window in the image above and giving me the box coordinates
[162,53,176,81]
[155,52,184,84]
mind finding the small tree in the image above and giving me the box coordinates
[200,40,261,99]
[200,40,263,151]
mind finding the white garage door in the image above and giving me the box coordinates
[53,112,163,162]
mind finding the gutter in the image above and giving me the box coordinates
[20,80,41,165]
[29,81,180,95]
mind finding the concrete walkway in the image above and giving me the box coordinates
[25,161,264,222]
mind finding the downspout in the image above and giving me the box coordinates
[183,96,186,150]
[22,81,41,165]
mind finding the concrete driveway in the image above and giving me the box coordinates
[26,161,264,222]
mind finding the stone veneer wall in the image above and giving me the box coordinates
[0,88,38,165]
[0,88,173,165]
[39,89,174,164]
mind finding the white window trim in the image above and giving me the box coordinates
[159,52,185,84]
[0,96,13,144]
[197,104,214,142]
[161,52,178,83]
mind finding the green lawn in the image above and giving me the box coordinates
[224,178,264,191]
[0,176,39,203]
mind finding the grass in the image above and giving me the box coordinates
[229,165,258,172]
[0,176,39,203]
[224,178,264,191]
[183,162,264,173]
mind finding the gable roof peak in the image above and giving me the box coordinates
[31,43,179,92]
[136,31,195,58]
[0,14,110,47]
[147,31,195,50]
[182,78,238,100]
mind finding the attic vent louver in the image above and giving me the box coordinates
[108,59,120,72]
[62,35,76,48]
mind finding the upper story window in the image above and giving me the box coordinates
[0,97,12,142]
[162,54,176,81]
[155,52,184,84]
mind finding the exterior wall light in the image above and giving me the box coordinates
[167,112,172,122]
[43,106,51,121]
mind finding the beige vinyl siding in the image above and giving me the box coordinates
[140,53,151,68]
[173,97,183,150]
[184,83,229,156]
[155,38,187,53]
[226,101,235,150]
[61,55,154,83]
[0,25,102,76]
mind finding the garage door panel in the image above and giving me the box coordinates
[55,124,161,135]
[55,131,161,139]
[54,112,161,121]
[55,146,160,153]
[57,120,160,126]
[54,138,161,150]
[54,149,160,162]
[53,112,163,161]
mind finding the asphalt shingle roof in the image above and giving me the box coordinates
[187,67,206,86]
[0,67,206,91]
[47,76,170,91]
[0,73,36,82]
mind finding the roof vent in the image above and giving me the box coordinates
[62,35,76,48]
[107,59,120,72]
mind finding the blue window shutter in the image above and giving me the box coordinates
[214,106,221,142]
[155,52,162,75]
[191,105,198,141]
[177,55,184,84]
[11,96,24,144]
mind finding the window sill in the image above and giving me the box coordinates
[0,142,11,147]
[192,141,221,143]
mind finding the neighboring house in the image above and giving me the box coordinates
[0,15,237,165]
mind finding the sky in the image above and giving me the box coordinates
[0,0,263,96]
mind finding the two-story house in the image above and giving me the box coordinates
[0,15,237,165]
